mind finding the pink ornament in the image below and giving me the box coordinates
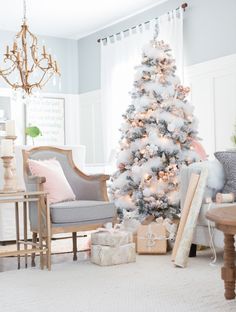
[191,139,207,161]
[118,163,126,171]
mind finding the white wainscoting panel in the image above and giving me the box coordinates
[214,73,236,151]
[79,90,104,163]
[188,77,215,158]
[185,54,236,158]
[0,88,81,241]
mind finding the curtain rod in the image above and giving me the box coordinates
[97,2,188,43]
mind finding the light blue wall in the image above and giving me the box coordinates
[1,0,236,95]
[78,0,236,94]
[0,30,79,94]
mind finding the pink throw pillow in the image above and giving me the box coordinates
[28,158,76,204]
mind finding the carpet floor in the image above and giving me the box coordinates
[0,250,236,312]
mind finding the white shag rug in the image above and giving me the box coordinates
[0,251,236,312]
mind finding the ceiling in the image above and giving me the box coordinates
[0,0,166,39]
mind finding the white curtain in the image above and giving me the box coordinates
[101,9,183,163]
[158,9,183,79]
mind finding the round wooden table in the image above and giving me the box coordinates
[206,205,236,300]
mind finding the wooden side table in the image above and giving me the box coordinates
[206,205,236,300]
[0,191,51,270]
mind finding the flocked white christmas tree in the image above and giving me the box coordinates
[110,28,200,220]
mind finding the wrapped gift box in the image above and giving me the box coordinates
[91,230,133,247]
[91,243,136,266]
[137,222,167,254]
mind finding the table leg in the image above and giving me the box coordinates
[23,198,28,268]
[31,232,37,267]
[45,196,51,271]
[221,234,236,300]
[37,199,43,270]
[15,202,20,270]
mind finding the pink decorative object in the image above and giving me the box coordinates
[191,139,207,161]
[118,163,125,171]
[28,158,76,204]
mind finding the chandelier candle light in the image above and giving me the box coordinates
[0,0,60,94]
[5,120,16,137]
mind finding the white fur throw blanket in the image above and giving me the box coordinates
[190,160,225,192]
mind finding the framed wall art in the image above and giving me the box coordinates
[25,97,65,145]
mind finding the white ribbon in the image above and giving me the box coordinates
[139,224,167,252]
[96,227,120,234]
[139,232,167,247]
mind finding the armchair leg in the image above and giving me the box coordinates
[189,243,197,257]
[72,232,77,261]
[31,232,37,267]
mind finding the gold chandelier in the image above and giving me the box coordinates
[0,0,60,94]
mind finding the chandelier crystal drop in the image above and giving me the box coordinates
[0,0,60,94]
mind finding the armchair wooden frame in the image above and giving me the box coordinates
[22,146,113,264]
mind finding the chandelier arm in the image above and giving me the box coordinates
[37,57,54,71]
[0,62,16,74]
[35,70,49,87]
[30,48,38,67]
[0,74,19,89]
[11,84,22,89]
[0,65,17,76]
[31,54,48,71]
[3,53,17,65]
[29,63,35,73]
[1,52,20,75]
[17,62,26,87]
[16,26,25,40]
[27,28,37,43]
[21,27,29,86]
[31,68,55,90]
[29,38,38,66]
[40,72,55,88]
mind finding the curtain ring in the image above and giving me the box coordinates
[102,38,107,46]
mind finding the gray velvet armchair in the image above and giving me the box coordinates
[22,146,116,264]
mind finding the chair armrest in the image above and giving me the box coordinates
[24,175,46,192]
[70,171,110,201]
[87,174,110,181]
[27,176,46,184]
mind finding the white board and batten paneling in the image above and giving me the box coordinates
[185,54,236,158]
[79,90,104,164]
[0,89,83,241]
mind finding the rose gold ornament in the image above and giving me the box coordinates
[118,163,126,171]
[162,175,168,182]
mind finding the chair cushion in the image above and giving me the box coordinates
[50,200,116,224]
[28,158,76,204]
[198,202,236,226]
